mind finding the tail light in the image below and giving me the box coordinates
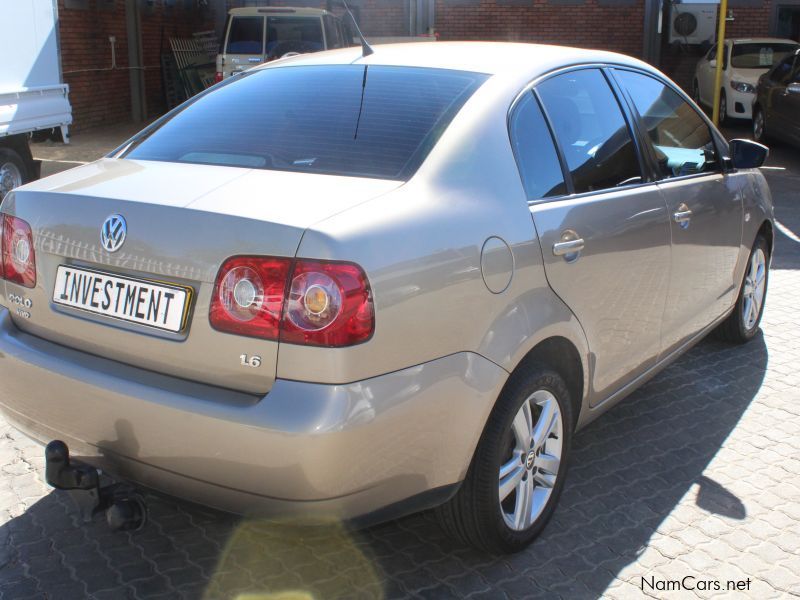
[214,72,224,84]
[210,256,374,347]
[1,214,36,288]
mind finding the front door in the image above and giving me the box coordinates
[529,68,671,403]
[613,69,744,356]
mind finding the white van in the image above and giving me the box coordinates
[215,7,353,82]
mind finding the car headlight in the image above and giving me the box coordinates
[730,81,756,94]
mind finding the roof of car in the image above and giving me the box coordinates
[257,41,654,78]
[228,7,329,17]
[728,37,800,45]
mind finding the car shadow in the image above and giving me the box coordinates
[0,331,767,599]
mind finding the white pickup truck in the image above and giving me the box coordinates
[0,0,72,202]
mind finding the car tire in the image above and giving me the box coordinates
[718,90,728,125]
[753,106,768,143]
[692,80,701,106]
[0,148,28,204]
[715,235,769,344]
[436,365,573,553]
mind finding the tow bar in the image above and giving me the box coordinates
[44,440,148,531]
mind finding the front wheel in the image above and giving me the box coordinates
[436,366,572,553]
[718,90,728,125]
[715,235,769,343]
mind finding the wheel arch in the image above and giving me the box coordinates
[757,219,774,257]
[507,336,585,431]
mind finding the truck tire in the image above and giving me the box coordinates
[0,148,28,203]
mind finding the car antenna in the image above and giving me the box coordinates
[339,0,373,57]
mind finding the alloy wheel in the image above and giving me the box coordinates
[499,389,563,531]
[753,110,765,141]
[719,93,727,123]
[742,247,766,331]
[0,161,22,202]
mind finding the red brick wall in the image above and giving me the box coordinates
[58,0,214,132]
[434,0,644,58]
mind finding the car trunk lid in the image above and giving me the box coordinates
[5,159,400,394]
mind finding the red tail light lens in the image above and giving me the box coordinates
[209,256,291,340]
[214,72,224,84]
[2,214,36,288]
[209,256,374,347]
[281,260,374,347]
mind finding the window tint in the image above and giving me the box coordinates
[266,16,324,58]
[124,65,488,180]
[536,69,642,194]
[731,43,799,69]
[615,70,719,179]
[226,17,263,55]
[323,16,343,49]
[509,93,566,200]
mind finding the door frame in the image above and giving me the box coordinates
[771,0,800,41]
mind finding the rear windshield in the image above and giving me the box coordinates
[226,16,263,55]
[731,43,799,68]
[123,65,488,180]
[267,17,324,56]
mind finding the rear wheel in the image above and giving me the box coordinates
[753,106,767,143]
[715,235,769,343]
[0,148,27,203]
[436,366,572,553]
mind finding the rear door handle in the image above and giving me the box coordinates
[553,238,585,256]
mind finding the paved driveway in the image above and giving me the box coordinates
[0,128,798,599]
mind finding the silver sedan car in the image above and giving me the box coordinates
[0,42,773,552]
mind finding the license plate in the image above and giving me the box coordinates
[53,266,191,333]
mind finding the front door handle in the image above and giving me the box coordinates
[553,230,585,262]
[673,203,692,228]
[553,239,585,256]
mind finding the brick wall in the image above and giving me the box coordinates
[434,0,644,58]
[58,0,214,132]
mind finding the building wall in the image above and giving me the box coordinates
[58,0,214,132]
[434,0,644,58]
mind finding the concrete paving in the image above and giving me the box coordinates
[1,123,798,599]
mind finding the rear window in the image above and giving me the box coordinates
[226,16,263,55]
[123,65,488,180]
[731,43,799,69]
[266,17,324,57]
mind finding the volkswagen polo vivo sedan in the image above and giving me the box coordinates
[0,42,773,552]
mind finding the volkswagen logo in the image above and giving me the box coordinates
[100,214,127,253]
[526,450,536,471]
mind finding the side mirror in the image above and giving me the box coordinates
[729,138,769,169]
[787,82,800,95]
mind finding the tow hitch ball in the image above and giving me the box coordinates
[44,440,147,532]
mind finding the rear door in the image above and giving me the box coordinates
[613,69,744,355]
[223,15,265,79]
[524,68,671,404]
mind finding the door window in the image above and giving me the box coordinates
[226,17,264,55]
[536,69,643,194]
[509,93,566,201]
[615,70,720,179]
[323,15,343,49]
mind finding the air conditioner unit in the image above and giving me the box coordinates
[669,3,718,45]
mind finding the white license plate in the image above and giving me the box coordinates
[53,266,191,333]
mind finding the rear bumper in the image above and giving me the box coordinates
[0,308,507,521]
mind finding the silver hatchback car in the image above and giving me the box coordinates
[0,42,773,553]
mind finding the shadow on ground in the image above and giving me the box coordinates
[0,332,768,599]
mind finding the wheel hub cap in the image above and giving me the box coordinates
[742,247,766,331]
[0,162,23,202]
[498,390,563,531]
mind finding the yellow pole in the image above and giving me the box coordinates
[711,0,729,126]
